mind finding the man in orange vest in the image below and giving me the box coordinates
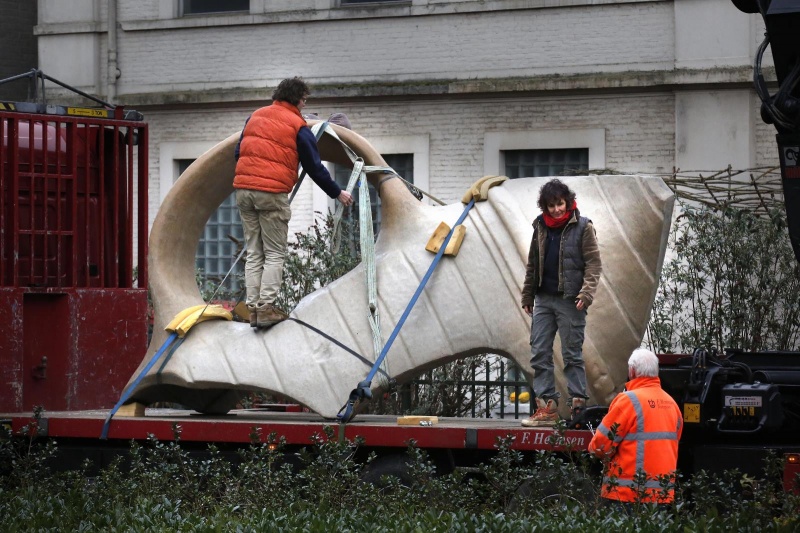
[588,348,683,507]
[234,77,353,329]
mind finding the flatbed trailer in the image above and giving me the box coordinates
[0,408,594,478]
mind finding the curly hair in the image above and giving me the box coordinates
[272,77,310,106]
[537,178,576,212]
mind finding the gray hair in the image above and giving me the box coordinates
[628,348,659,377]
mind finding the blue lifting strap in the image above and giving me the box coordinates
[337,199,476,423]
[100,332,178,439]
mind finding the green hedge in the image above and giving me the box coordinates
[1,420,798,532]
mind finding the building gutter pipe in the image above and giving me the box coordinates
[107,0,118,103]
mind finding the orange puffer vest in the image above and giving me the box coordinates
[234,101,306,193]
[588,377,683,503]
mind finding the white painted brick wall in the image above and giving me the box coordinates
[118,0,161,21]
[35,0,782,268]
[147,90,779,216]
[146,91,767,229]
[114,3,674,95]
[755,119,780,168]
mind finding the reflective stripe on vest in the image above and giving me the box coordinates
[600,391,678,490]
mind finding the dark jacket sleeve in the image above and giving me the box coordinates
[234,116,250,162]
[297,126,342,199]
[578,221,601,305]
[520,222,540,308]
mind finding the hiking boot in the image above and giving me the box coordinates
[247,305,257,328]
[569,397,587,421]
[256,304,289,329]
[521,398,559,427]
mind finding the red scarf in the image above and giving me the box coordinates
[542,201,577,229]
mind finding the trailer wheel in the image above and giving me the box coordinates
[507,470,597,512]
[361,454,414,489]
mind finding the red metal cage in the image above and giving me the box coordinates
[0,108,149,412]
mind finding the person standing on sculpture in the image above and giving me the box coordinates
[520,178,601,426]
[234,77,353,329]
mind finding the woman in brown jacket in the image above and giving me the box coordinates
[520,179,601,427]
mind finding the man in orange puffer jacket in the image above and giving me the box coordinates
[588,348,683,508]
[234,77,353,329]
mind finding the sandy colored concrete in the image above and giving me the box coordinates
[125,123,674,418]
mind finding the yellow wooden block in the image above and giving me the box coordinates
[444,225,466,255]
[425,222,466,256]
[233,301,251,322]
[397,415,439,426]
[116,402,146,417]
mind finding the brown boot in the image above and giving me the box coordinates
[247,305,257,328]
[569,397,586,420]
[256,304,289,329]
[521,398,559,427]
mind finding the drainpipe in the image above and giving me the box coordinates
[107,0,118,103]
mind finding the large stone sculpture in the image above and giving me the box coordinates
[126,124,674,418]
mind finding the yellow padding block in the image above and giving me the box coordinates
[116,402,146,417]
[461,175,508,204]
[165,304,207,331]
[166,304,233,338]
[397,415,439,426]
[232,301,251,322]
[425,222,467,256]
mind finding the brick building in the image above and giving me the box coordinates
[32,0,778,279]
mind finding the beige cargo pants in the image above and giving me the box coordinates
[235,189,291,309]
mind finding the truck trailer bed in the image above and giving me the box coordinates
[1,408,593,453]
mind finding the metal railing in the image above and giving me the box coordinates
[399,357,534,419]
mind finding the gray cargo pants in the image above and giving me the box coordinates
[529,292,588,402]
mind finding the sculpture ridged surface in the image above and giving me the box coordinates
[127,124,674,418]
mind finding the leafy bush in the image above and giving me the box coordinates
[3,416,798,531]
[648,202,800,353]
[274,213,362,312]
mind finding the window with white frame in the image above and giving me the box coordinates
[182,0,249,15]
[503,148,589,179]
[177,159,244,295]
[484,129,605,178]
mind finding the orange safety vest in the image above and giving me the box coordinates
[588,376,683,503]
[234,100,306,194]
